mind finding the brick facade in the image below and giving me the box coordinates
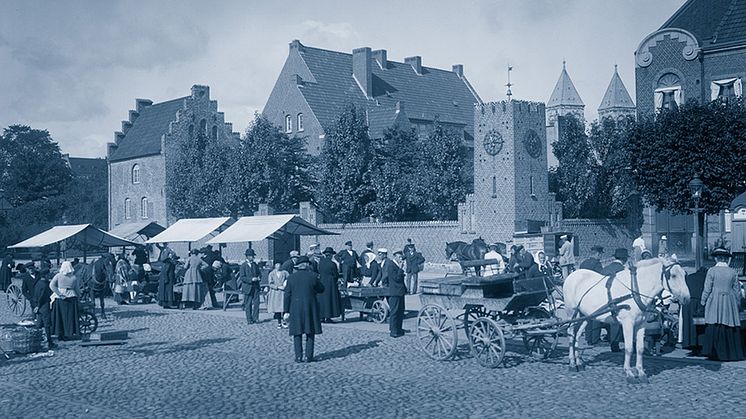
[108,85,239,231]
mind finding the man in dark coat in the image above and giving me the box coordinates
[281,250,300,275]
[157,255,176,309]
[368,255,382,287]
[239,248,262,324]
[32,271,55,350]
[92,256,111,318]
[404,241,425,294]
[379,249,407,337]
[200,246,218,308]
[18,263,37,310]
[580,246,605,345]
[283,256,324,362]
[0,253,13,291]
[316,247,342,322]
[334,241,359,284]
[597,248,629,352]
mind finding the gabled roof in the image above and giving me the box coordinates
[598,66,635,112]
[547,62,584,108]
[64,156,106,177]
[661,0,746,48]
[292,42,480,137]
[109,97,186,162]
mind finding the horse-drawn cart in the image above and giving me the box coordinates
[343,287,391,324]
[417,264,562,368]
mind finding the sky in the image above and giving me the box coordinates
[0,0,686,158]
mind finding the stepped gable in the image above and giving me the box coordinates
[109,97,186,162]
[547,62,584,108]
[661,0,746,48]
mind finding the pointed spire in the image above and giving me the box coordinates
[598,65,635,118]
[547,62,584,108]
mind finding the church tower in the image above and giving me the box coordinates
[598,65,636,120]
[546,62,585,167]
[468,100,550,243]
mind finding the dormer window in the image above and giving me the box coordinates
[711,78,742,102]
[297,113,304,132]
[285,115,292,133]
[132,164,140,184]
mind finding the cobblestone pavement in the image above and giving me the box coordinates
[1,299,743,418]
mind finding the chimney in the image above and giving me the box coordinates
[452,64,464,78]
[353,47,373,98]
[405,56,422,74]
[289,39,304,53]
[372,49,387,69]
[135,98,152,113]
[191,85,210,100]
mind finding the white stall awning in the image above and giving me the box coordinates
[108,221,166,241]
[207,215,337,244]
[9,224,136,249]
[146,217,234,244]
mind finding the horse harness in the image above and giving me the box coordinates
[605,262,679,320]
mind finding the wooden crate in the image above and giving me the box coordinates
[420,277,466,296]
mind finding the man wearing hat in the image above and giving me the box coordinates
[580,246,605,344]
[658,235,668,258]
[599,248,630,352]
[334,241,359,284]
[283,256,324,362]
[239,248,262,324]
[377,249,407,337]
[558,235,575,279]
[19,262,38,312]
[317,247,342,323]
[281,250,300,275]
[358,241,376,284]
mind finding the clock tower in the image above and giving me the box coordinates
[470,100,550,242]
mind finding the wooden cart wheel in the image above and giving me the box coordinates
[79,311,98,336]
[6,284,26,316]
[369,299,389,324]
[417,304,458,361]
[469,317,506,368]
[522,333,559,360]
[463,305,488,340]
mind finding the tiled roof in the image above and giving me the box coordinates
[547,63,584,108]
[366,106,401,139]
[661,0,746,48]
[295,44,479,137]
[67,157,106,177]
[598,66,635,112]
[109,97,186,162]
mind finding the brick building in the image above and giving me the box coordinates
[634,0,746,255]
[263,40,482,156]
[107,85,240,230]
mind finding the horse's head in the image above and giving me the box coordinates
[661,259,690,305]
[472,237,488,256]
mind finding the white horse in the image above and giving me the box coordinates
[563,258,690,383]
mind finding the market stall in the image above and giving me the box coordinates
[108,221,166,243]
[9,224,136,262]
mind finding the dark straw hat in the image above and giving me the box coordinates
[294,255,310,266]
[323,247,335,255]
[613,248,629,260]
[712,247,732,258]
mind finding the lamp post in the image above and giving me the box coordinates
[688,174,704,270]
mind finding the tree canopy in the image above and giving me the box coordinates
[416,122,468,220]
[629,99,746,215]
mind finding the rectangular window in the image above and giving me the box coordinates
[529,175,535,197]
[285,115,292,133]
[141,198,149,219]
[124,199,131,220]
[297,113,304,132]
[491,176,497,198]
[725,210,732,233]
[711,78,742,101]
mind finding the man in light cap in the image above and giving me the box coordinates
[281,250,300,275]
[334,240,359,284]
[376,248,407,337]
[658,235,668,258]
[558,234,575,279]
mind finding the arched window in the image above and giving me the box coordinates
[200,119,207,135]
[297,113,304,132]
[131,164,140,184]
[212,125,218,140]
[124,198,132,219]
[285,115,292,133]
[655,73,682,112]
[141,197,148,219]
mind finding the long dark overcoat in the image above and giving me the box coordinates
[157,259,176,306]
[316,257,342,318]
[284,269,324,336]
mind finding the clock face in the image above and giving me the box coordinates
[524,129,541,159]
[483,130,504,156]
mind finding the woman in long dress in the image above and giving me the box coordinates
[182,249,207,310]
[50,261,81,340]
[157,255,176,308]
[317,247,342,323]
[114,254,131,304]
[266,262,288,328]
[700,247,744,361]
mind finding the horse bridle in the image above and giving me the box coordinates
[627,261,679,313]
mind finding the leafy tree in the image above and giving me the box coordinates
[234,115,314,214]
[416,122,468,220]
[315,105,375,223]
[629,98,746,215]
[166,130,238,218]
[0,125,71,206]
[552,115,596,218]
[367,127,422,221]
[61,164,108,229]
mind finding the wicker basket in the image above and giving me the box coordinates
[11,327,43,354]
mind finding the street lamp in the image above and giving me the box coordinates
[688,174,704,270]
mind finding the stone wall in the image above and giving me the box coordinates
[109,154,167,228]
[560,218,635,262]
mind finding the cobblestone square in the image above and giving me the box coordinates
[1,298,743,418]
